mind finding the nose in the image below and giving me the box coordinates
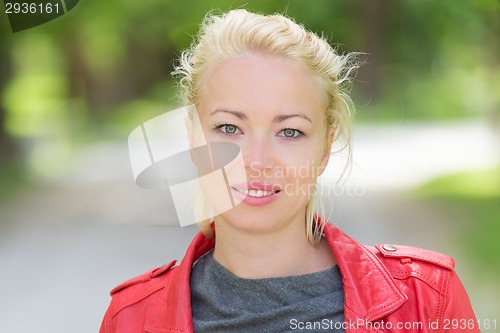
[242,135,274,175]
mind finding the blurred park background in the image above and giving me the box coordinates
[0,0,499,332]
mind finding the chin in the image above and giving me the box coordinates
[214,201,307,235]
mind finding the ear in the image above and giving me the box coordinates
[318,128,335,176]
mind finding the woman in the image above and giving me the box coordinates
[100,9,479,333]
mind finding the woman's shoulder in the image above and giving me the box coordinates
[105,260,178,315]
[325,223,456,273]
[110,260,178,294]
[367,243,455,270]
[364,243,456,291]
[100,260,180,332]
[361,242,479,329]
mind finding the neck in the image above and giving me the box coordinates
[212,217,336,279]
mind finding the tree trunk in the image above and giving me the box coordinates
[356,0,387,104]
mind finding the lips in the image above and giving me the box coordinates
[230,181,282,206]
[233,188,275,197]
[231,181,282,197]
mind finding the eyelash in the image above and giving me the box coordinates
[279,128,304,140]
[213,123,241,137]
[212,123,304,140]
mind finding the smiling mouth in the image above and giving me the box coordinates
[232,188,282,198]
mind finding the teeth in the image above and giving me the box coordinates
[239,189,273,197]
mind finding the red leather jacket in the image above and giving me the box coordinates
[100,223,479,332]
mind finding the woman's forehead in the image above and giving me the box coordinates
[199,54,326,119]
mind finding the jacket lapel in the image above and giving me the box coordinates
[323,223,408,329]
[144,231,215,333]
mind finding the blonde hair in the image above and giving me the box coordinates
[172,9,359,246]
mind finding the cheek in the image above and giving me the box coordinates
[278,146,324,201]
[281,140,326,179]
[197,145,248,216]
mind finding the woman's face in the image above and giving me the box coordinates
[197,53,333,234]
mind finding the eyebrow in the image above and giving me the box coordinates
[210,109,312,123]
[274,114,312,123]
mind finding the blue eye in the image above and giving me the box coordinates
[224,125,238,134]
[214,123,241,135]
[279,128,302,139]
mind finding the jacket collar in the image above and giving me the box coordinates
[322,223,408,324]
[144,222,407,332]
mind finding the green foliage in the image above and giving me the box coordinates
[415,168,500,199]
[354,0,500,122]
[414,168,500,275]
[4,0,499,128]
[0,0,499,184]
[0,159,29,200]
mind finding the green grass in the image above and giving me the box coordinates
[413,168,500,275]
[0,160,30,201]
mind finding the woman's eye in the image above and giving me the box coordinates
[279,128,301,138]
[217,124,241,135]
[224,125,237,134]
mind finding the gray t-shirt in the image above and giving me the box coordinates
[190,250,345,332]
